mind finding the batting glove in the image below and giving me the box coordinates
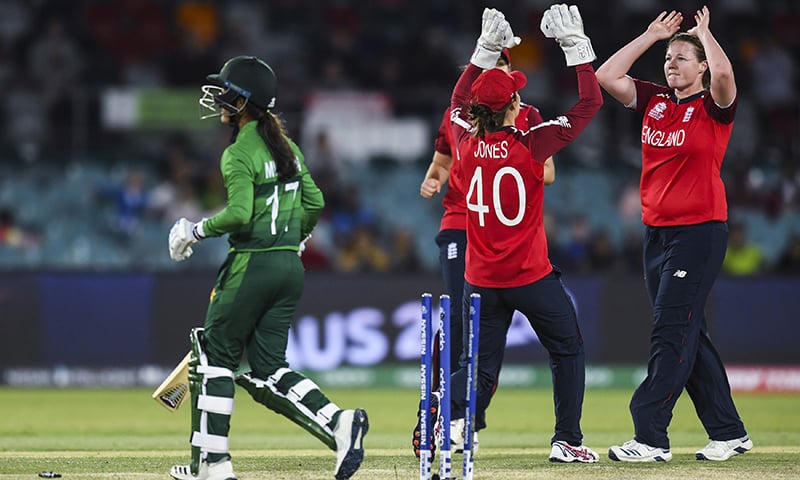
[470,8,521,69]
[168,217,206,262]
[541,4,596,66]
[298,234,311,257]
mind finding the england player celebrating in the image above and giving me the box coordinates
[446,5,602,463]
[415,49,555,457]
[596,6,752,463]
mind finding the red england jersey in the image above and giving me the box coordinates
[632,79,736,226]
[450,64,602,288]
[436,104,545,232]
[435,108,464,231]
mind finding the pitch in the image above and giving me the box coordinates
[1,386,798,479]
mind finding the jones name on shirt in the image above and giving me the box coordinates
[475,139,509,159]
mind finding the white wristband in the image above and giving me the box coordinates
[192,220,206,240]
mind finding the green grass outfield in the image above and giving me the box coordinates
[1,387,798,479]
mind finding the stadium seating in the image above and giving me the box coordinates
[2,158,799,273]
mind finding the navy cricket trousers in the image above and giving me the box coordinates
[436,228,492,430]
[435,228,467,370]
[631,221,747,449]
[450,269,587,446]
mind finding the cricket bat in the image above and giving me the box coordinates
[152,352,191,412]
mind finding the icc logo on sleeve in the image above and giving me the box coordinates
[647,102,667,121]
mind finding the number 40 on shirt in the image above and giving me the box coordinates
[466,166,526,227]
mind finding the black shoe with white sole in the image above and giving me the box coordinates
[334,408,369,479]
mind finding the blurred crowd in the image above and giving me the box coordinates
[0,0,798,276]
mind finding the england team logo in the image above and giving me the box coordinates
[682,106,695,123]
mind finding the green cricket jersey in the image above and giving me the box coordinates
[195,122,341,462]
[202,121,324,252]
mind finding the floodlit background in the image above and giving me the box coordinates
[0,0,798,387]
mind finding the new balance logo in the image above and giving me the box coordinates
[673,270,687,278]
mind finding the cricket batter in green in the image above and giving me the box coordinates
[167,55,368,480]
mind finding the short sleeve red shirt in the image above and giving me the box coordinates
[436,107,467,231]
[632,79,736,226]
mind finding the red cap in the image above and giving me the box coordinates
[470,68,527,111]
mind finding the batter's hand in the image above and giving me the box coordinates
[168,217,205,262]
[420,178,442,199]
[298,234,311,257]
[646,10,683,41]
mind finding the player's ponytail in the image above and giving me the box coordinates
[252,108,298,182]
[468,102,511,138]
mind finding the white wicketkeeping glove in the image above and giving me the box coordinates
[168,217,206,262]
[540,4,596,66]
[470,8,522,69]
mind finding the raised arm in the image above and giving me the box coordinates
[596,10,683,106]
[530,64,602,161]
[688,6,736,106]
[530,5,602,161]
[451,9,518,135]
[524,107,555,185]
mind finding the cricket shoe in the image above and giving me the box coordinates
[449,418,480,454]
[333,408,369,480]
[549,441,599,463]
[696,435,753,461]
[412,391,442,459]
[169,459,236,480]
[608,439,672,462]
